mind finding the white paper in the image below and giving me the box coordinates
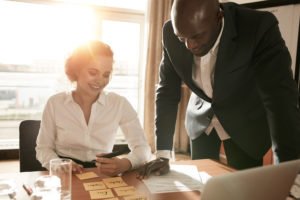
[199,171,212,184]
[290,174,300,198]
[142,164,205,193]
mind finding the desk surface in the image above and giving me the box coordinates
[0,159,235,200]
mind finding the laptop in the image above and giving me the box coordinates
[201,159,300,200]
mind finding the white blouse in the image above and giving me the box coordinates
[36,91,151,169]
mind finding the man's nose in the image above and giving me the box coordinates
[185,38,198,50]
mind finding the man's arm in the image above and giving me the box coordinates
[137,22,183,179]
[155,22,182,153]
[253,12,300,161]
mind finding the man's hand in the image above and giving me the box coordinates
[136,157,170,179]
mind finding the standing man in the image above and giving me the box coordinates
[138,0,300,177]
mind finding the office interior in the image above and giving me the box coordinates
[0,0,299,190]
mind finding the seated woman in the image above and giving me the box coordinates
[36,40,151,176]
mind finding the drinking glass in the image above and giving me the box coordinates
[0,178,17,199]
[50,158,72,200]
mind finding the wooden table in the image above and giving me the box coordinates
[0,159,234,200]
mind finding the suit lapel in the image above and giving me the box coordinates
[169,37,211,102]
[213,3,238,103]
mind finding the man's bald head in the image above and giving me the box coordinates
[171,0,219,29]
[171,0,222,56]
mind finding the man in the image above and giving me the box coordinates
[138,0,300,177]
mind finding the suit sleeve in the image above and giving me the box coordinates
[155,22,182,151]
[253,12,300,161]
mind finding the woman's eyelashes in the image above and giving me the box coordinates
[88,69,98,76]
[103,72,111,78]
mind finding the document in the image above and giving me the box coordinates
[142,164,207,193]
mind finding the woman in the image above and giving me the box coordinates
[36,40,151,176]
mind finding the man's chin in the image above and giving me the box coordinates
[191,50,209,57]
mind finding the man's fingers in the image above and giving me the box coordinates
[158,164,170,175]
[136,158,170,179]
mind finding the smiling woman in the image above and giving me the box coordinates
[0,0,146,153]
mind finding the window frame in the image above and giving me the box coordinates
[0,0,147,158]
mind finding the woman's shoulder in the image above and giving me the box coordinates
[47,91,72,103]
[103,91,131,105]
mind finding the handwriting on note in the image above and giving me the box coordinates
[102,177,128,188]
[89,189,114,199]
[114,186,136,196]
[75,172,99,180]
[83,181,106,191]
[123,194,147,200]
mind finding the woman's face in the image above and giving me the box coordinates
[76,56,113,95]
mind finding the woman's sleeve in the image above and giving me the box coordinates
[119,97,152,169]
[35,97,59,169]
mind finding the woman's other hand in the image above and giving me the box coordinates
[95,157,132,176]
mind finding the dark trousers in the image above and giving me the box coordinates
[190,129,263,170]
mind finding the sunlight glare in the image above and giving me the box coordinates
[0,1,99,65]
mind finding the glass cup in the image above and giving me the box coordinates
[0,178,17,199]
[50,158,72,200]
[33,175,60,200]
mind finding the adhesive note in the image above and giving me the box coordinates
[75,172,99,180]
[102,177,128,188]
[113,186,136,196]
[83,181,106,191]
[123,195,147,200]
[89,189,114,199]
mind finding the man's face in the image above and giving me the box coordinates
[172,9,222,57]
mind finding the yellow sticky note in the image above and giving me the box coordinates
[102,177,128,188]
[89,189,114,199]
[114,186,136,196]
[83,181,106,191]
[75,172,99,180]
[123,195,147,200]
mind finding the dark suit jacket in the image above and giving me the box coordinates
[156,2,300,160]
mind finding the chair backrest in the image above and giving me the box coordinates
[19,120,46,172]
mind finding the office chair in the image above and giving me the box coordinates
[19,120,46,172]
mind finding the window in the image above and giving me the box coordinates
[0,0,147,150]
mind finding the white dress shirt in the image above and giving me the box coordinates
[36,91,151,169]
[191,16,230,141]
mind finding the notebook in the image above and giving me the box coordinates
[201,159,300,200]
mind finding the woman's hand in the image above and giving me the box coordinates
[71,161,84,174]
[95,157,132,176]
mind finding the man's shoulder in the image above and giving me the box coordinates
[162,20,172,32]
[222,2,278,37]
[223,2,277,23]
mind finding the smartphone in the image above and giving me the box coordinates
[96,148,130,158]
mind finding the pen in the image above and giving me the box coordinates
[22,184,33,196]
